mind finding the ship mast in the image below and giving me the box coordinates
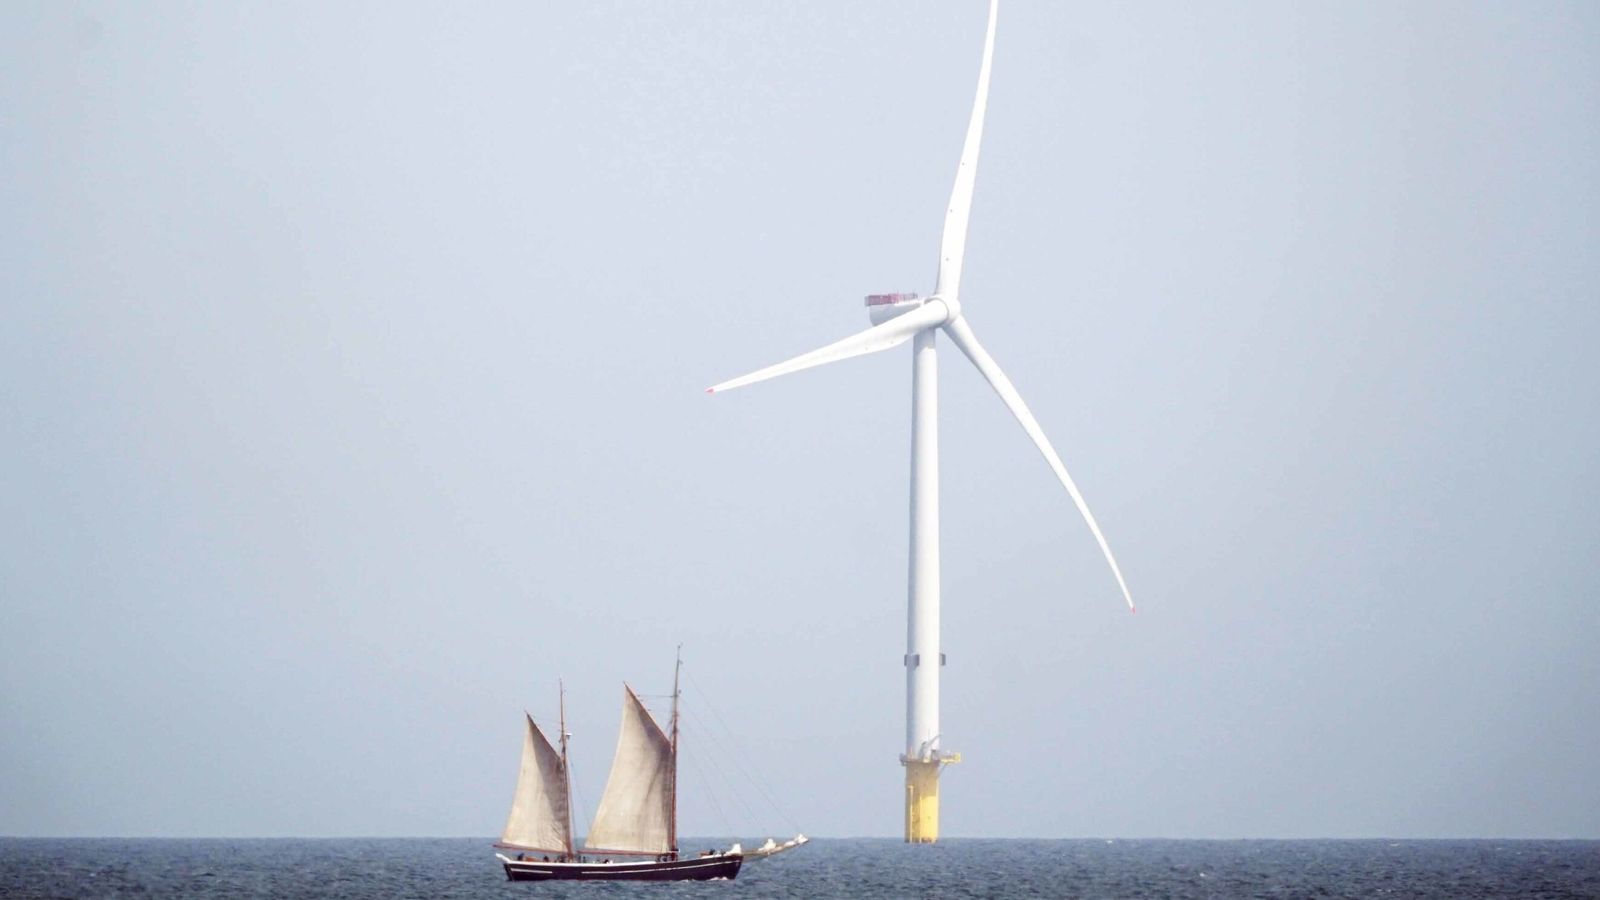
[559,679,575,861]
[668,645,681,858]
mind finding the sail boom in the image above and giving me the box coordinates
[492,841,570,854]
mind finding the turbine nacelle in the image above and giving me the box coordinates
[865,293,958,328]
[866,292,926,326]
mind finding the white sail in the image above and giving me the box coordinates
[585,686,674,854]
[499,714,572,853]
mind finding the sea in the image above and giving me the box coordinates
[2,838,1597,899]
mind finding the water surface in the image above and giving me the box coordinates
[3,837,1596,898]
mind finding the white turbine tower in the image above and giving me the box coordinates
[708,0,1135,843]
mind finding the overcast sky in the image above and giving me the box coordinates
[2,1,1596,840]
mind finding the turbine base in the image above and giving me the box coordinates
[902,753,960,843]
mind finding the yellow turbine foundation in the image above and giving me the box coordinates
[903,756,959,843]
[904,760,940,843]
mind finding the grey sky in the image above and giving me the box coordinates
[2,1,1596,839]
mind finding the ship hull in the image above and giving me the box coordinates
[502,854,742,882]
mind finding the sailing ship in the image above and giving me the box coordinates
[494,655,805,882]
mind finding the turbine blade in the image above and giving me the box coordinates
[707,301,949,394]
[943,315,1136,612]
[934,0,999,301]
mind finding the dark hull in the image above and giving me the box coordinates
[502,854,742,882]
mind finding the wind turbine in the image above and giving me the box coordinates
[708,0,1135,843]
